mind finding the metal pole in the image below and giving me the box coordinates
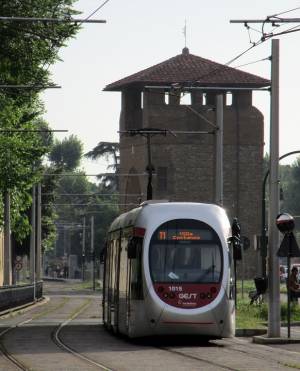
[30,186,36,300]
[215,94,224,206]
[267,39,281,338]
[262,151,300,277]
[0,16,106,23]
[241,244,245,299]
[3,190,11,286]
[287,241,291,338]
[91,216,95,290]
[146,134,153,200]
[36,183,42,281]
[234,259,237,308]
[82,216,86,281]
[261,173,268,277]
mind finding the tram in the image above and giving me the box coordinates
[103,201,235,338]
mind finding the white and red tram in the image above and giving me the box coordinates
[103,201,235,338]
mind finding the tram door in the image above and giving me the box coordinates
[127,236,144,324]
[106,234,121,330]
[117,231,131,333]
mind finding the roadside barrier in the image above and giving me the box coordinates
[0,281,43,311]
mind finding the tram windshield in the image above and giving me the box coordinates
[149,219,222,283]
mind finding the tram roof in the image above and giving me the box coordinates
[108,201,228,233]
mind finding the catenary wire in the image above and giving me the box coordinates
[83,0,111,22]
[147,6,300,98]
[233,57,270,69]
[269,6,300,18]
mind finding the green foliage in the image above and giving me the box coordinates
[85,141,120,191]
[0,1,81,245]
[236,298,267,329]
[0,1,80,95]
[49,135,83,171]
[0,98,48,240]
[236,280,300,328]
[53,173,119,259]
[85,141,119,165]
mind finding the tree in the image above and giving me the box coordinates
[49,135,83,171]
[0,1,80,95]
[0,98,48,240]
[85,141,120,168]
[85,142,120,191]
[0,1,81,244]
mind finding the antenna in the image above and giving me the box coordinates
[183,19,187,48]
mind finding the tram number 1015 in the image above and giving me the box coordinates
[168,286,183,292]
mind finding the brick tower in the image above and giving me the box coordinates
[104,48,270,277]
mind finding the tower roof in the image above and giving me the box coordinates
[104,48,270,91]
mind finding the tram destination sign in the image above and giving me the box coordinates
[157,229,213,241]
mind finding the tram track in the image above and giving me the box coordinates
[157,345,240,371]
[51,298,114,371]
[0,296,114,371]
[0,322,29,370]
[0,297,70,370]
[157,336,300,371]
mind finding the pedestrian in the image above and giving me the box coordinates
[288,266,300,302]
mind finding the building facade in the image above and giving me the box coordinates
[105,48,270,277]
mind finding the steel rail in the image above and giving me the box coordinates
[0,297,69,370]
[52,299,114,371]
[156,345,237,371]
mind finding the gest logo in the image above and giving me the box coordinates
[178,293,197,300]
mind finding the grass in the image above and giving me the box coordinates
[236,280,300,329]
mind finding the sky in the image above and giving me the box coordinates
[42,0,300,178]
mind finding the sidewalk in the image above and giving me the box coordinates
[253,324,300,344]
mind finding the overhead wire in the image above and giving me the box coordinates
[233,57,270,69]
[149,6,300,100]
[83,0,111,22]
[267,23,300,39]
[269,6,300,18]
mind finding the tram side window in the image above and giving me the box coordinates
[104,241,111,301]
[129,237,143,300]
[105,238,119,302]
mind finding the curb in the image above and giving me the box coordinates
[253,335,300,344]
[0,296,48,318]
[236,328,267,337]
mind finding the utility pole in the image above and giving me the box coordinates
[215,94,224,206]
[30,186,36,300]
[146,134,154,200]
[230,16,281,337]
[91,215,95,290]
[268,39,280,337]
[120,129,169,200]
[3,191,11,286]
[82,216,86,281]
[36,183,42,281]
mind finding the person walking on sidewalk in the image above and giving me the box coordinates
[288,266,300,302]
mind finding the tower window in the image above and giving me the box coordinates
[226,92,232,106]
[165,93,169,105]
[180,93,191,105]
